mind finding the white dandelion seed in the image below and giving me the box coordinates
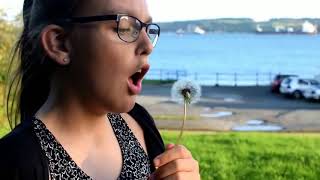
[171,79,201,104]
[170,79,201,144]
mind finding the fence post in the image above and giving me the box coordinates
[160,69,163,81]
[269,72,272,84]
[234,73,237,86]
[216,73,219,86]
[256,73,259,86]
[176,70,179,80]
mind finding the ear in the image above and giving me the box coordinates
[41,25,71,65]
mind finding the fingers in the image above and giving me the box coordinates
[153,158,199,179]
[166,143,175,150]
[151,144,200,180]
[154,145,192,168]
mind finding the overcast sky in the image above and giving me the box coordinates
[1,0,320,22]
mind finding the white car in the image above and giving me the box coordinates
[303,85,320,101]
[280,77,319,99]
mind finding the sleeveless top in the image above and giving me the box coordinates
[32,113,151,180]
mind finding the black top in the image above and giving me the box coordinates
[0,103,165,180]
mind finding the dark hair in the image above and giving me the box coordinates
[6,0,79,129]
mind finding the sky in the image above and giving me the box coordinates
[1,0,320,22]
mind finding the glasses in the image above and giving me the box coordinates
[62,14,160,47]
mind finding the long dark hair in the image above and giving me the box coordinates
[6,0,79,129]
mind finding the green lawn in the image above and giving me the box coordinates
[1,124,320,179]
[160,131,320,180]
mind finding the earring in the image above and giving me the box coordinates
[62,58,69,64]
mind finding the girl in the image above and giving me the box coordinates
[0,0,200,179]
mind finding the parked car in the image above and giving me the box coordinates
[280,77,319,99]
[271,74,298,93]
[303,85,320,101]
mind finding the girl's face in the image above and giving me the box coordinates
[67,0,154,113]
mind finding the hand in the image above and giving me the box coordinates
[149,144,200,180]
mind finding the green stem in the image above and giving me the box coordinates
[176,99,187,144]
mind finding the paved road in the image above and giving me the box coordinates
[141,84,320,110]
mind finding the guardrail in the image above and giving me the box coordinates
[145,69,276,86]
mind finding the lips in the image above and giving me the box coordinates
[128,64,150,95]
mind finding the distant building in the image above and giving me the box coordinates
[287,27,294,33]
[256,25,263,32]
[185,24,206,34]
[274,26,286,33]
[194,26,206,35]
[302,21,317,34]
[176,28,185,35]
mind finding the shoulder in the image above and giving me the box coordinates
[0,120,49,179]
[0,121,36,160]
[128,103,155,126]
[129,103,165,169]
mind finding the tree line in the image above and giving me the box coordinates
[158,18,320,33]
[0,10,21,83]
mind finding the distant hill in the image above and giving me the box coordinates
[158,18,320,34]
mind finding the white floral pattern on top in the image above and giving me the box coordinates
[32,114,151,180]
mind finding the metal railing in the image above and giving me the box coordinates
[145,69,276,86]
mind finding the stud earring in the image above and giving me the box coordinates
[63,58,69,63]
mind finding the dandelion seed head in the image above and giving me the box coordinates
[171,79,201,104]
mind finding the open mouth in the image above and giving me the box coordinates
[128,64,150,94]
[130,65,149,85]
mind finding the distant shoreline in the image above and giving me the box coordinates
[158,18,320,35]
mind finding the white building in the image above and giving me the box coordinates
[287,27,294,33]
[302,21,317,34]
[256,25,263,32]
[194,26,206,35]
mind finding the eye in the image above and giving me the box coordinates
[118,27,132,35]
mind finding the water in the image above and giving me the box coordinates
[147,33,320,85]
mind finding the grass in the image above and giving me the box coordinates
[1,124,320,179]
[142,79,175,85]
[160,131,320,180]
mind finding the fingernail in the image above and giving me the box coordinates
[154,158,160,167]
[166,143,175,149]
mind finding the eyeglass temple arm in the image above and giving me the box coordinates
[62,15,119,23]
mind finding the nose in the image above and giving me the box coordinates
[136,29,153,56]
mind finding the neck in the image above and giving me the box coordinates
[35,78,109,138]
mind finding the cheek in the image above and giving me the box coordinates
[68,28,136,111]
[70,29,127,78]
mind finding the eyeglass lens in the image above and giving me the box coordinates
[118,16,159,46]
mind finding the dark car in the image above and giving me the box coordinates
[271,74,298,93]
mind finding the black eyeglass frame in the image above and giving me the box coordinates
[60,14,160,45]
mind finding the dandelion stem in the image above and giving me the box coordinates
[176,94,188,144]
